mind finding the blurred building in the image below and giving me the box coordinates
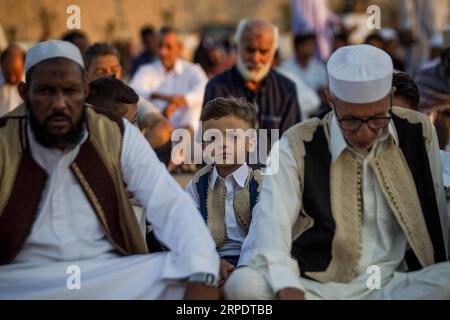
[0,0,292,44]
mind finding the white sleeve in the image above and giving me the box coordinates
[129,66,154,100]
[184,180,201,211]
[120,119,219,279]
[137,96,160,118]
[428,126,449,257]
[237,202,260,266]
[248,137,304,292]
[184,65,208,110]
[277,68,320,119]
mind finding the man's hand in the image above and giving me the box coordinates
[142,117,173,148]
[276,288,305,300]
[150,92,172,102]
[183,282,219,300]
[171,95,188,108]
[219,259,236,287]
[163,102,179,119]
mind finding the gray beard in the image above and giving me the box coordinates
[236,54,271,83]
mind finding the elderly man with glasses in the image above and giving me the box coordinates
[224,44,450,300]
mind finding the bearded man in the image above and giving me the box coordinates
[203,18,301,134]
[0,40,219,299]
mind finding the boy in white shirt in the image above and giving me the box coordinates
[185,97,262,287]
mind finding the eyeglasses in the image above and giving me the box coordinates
[338,115,392,131]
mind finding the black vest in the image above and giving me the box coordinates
[291,114,447,278]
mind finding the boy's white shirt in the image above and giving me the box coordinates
[185,163,251,257]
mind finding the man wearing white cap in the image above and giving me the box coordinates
[224,44,450,299]
[0,40,220,299]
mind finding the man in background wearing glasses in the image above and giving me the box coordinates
[224,44,450,300]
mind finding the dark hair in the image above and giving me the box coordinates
[0,44,25,65]
[364,33,384,45]
[294,32,316,48]
[141,26,155,40]
[392,71,420,109]
[334,31,348,44]
[84,43,121,68]
[160,26,179,37]
[61,30,88,43]
[86,76,139,115]
[201,96,257,129]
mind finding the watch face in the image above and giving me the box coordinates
[205,273,216,284]
[188,273,218,287]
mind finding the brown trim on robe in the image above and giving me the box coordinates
[0,148,47,265]
[72,139,126,250]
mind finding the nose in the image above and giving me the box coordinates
[250,51,263,65]
[159,46,168,57]
[356,122,376,144]
[51,91,68,113]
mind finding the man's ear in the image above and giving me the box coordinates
[17,81,28,101]
[324,89,334,109]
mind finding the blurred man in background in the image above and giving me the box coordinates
[130,26,158,78]
[0,44,24,116]
[84,42,173,157]
[204,18,300,134]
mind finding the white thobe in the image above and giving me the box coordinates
[278,57,328,92]
[239,112,450,299]
[130,59,207,131]
[0,118,219,299]
[185,164,249,258]
[0,74,22,117]
[137,96,161,122]
[276,67,321,120]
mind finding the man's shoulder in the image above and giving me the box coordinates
[392,106,430,125]
[190,165,214,189]
[179,59,207,77]
[179,59,201,69]
[392,106,433,144]
[415,62,441,80]
[0,104,26,128]
[86,105,125,133]
[208,67,234,85]
[284,117,324,143]
[135,60,162,74]
[269,69,297,90]
[278,57,296,70]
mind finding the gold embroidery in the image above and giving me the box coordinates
[207,177,227,248]
[392,106,432,148]
[370,139,435,267]
[305,151,362,283]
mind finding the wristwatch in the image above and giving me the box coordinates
[188,273,218,287]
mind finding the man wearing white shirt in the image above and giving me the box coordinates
[276,67,320,120]
[225,45,450,300]
[278,32,328,96]
[0,44,24,116]
[0,40,219,299]
[130,27,208,132]
[84,42,173,160]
